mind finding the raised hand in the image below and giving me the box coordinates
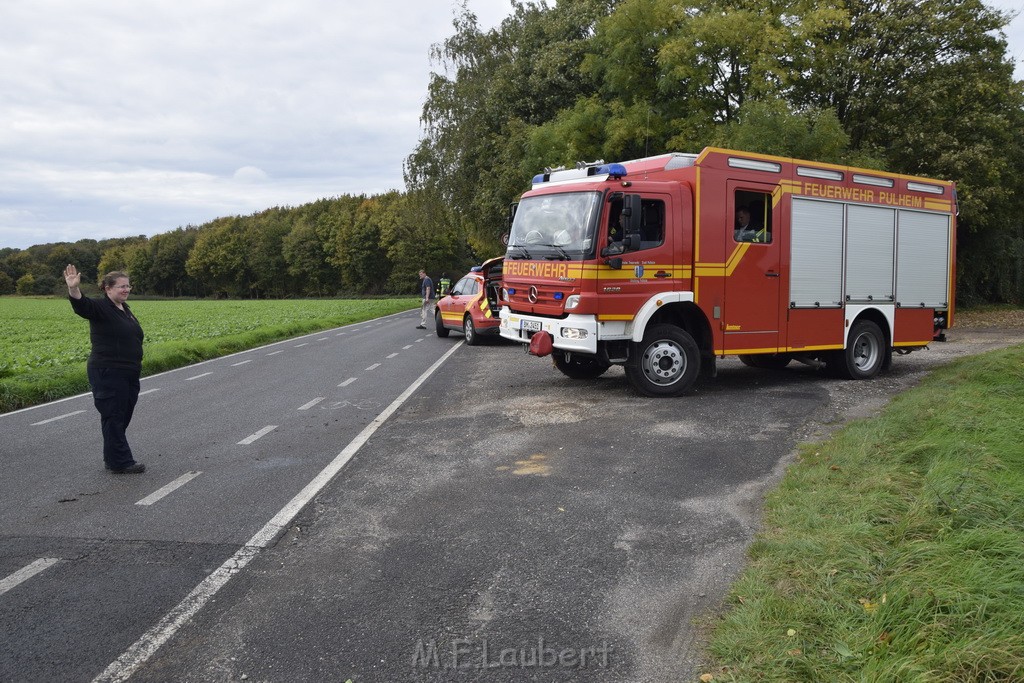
[64,264,82,297]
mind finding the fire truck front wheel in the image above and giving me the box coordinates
[626,324,701,397]
[833,319,885,379]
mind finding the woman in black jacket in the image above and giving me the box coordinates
[64,264,146,474]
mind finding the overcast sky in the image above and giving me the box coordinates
[1,1,1021,251]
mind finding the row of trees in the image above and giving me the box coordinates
[0,192,477,298]
[2,0,1023,303]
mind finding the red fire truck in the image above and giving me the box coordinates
[498,147,956,396]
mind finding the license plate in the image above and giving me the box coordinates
[521,320,542,332]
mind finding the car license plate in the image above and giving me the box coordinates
[521,320,542,332]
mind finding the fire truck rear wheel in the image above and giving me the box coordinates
[833,319,885,379]
[435,310,449,338]
[463,315,479,346]
[553,352,610,380]
[626,324,701,397]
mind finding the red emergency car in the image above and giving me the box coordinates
[434,258,503,345]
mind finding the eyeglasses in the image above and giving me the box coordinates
[113,285,132,290]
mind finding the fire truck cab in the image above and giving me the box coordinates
[498,147,956,397]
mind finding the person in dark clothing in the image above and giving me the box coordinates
[64,264,146,474]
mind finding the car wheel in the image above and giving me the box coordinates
[553,352,610,379]
[831,320,885,379]
[463,315,478,345]
[435,310,449,338]
[625,324,700,397]
[738,353,792,370]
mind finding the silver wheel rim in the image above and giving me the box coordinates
[851,331,879,372]
[641,340,686,386]
[464,318,474,342]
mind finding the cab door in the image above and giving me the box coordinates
[597,185,680,321]
[723,182,783,353]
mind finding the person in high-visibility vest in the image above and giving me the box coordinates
[437,273,452,297]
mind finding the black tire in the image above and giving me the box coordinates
[625,324,701,397]
[434,310,449,338]
[463,315,479,345]
[738,353,792,370]
[832,320,885,379]
[553,352,611,379]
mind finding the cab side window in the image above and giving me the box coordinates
[734,190,773,244]
[639,200,665,249]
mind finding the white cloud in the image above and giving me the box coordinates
[0,0,513,249]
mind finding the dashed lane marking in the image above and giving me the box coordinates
[231,360,253,366]
[297,397,325,411]
[338,378,356,387]
[267,350,284,356]
[387,353,399,359]
[185,372,212,381]
[135,472,202,506]
[0,558,61,596]
[31,411,85,426]
[365,363,380,371]
[237,425,277,445]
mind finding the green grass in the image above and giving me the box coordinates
[705,343,1024,682]
[0,296,417,413]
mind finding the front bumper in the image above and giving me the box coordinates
[498,308,599,354]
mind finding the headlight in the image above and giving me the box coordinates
[560,327,588,340]
[501,288,509,301]
[564,295,580,310]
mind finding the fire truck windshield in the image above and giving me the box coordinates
[506,192,600,260]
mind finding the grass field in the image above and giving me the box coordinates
[0,296,417,413]
[705,342,1024,682]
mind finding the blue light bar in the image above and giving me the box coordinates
[553,292,564,300]
[532,174,546,183]
[597,163,627,178]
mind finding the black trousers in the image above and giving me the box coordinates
[87,366,141,470]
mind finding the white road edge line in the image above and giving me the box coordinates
[0,558,61,596]
[338,378,356,387]
[92,341,463,683]
[31,410,85,426]
[237,425,277,445]
[297,397,325,411]
[135,472,203,507]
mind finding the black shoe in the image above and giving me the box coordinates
[110,463,146,474]
[416,325,426,329]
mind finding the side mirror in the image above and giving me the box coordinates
[604,257,623,269]
[622,233,642,251]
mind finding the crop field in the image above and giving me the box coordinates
[0,296,417,411]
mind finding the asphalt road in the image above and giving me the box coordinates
[1,314,1020,682]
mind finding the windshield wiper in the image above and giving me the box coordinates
[539,243,570,260]
[507,244,532,260]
